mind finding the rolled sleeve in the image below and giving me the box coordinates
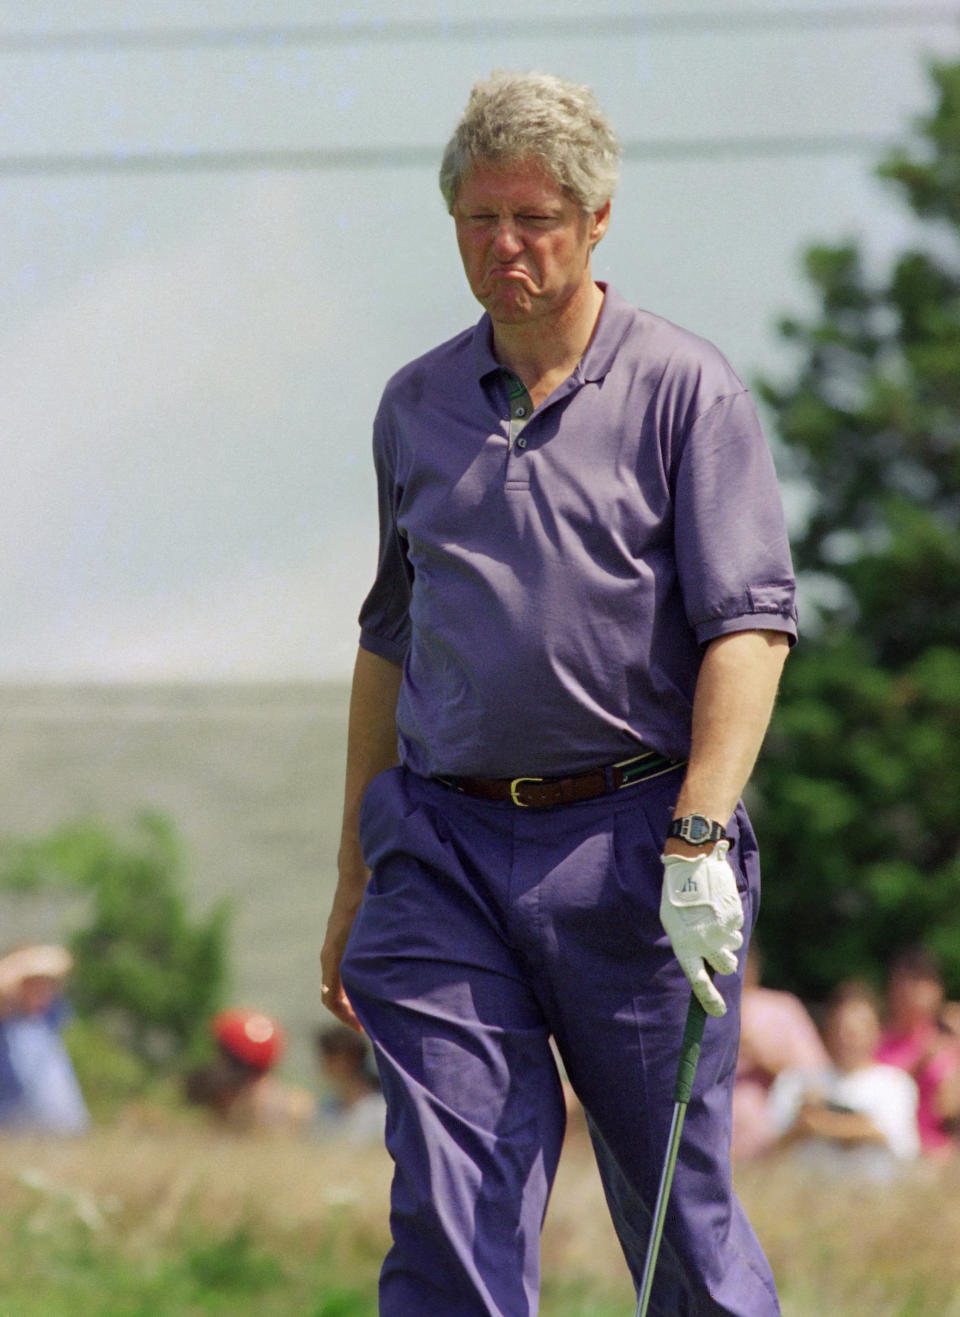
[359,625,408,665]
[674,391,798,647]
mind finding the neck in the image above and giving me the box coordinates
[491,280,604,403]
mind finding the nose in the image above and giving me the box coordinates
[491,218,524,259]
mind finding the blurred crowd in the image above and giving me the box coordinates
[0,941,385,1144]
[733,943,960,1181]
[183,1007,386,1142]
[3,937,959,1185]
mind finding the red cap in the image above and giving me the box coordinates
[212,1008,285,1071]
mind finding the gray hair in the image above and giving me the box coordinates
[439,70,621,214]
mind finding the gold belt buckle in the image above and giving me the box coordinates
[509,775,543,806]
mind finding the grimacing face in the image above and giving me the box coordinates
[452,157,610,327]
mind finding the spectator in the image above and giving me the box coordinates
[185,1008,313,1135]
[733,944,829,1161]
[313,1023,385,1144]
[0,944,90,1135]
[875,945,960,1156]
[767,980,919,1181]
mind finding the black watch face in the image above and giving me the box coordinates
[688,816,711,842]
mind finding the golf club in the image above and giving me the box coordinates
[634,989,707,1317]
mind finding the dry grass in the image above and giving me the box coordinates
[735,1153,960,1317]
[0,1116,958,1315]
[0,1121,390,1259]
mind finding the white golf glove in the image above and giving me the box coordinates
[660,840,744,1018]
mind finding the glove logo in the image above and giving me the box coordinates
[677,874,699,896]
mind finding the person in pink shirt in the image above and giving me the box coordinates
[733,944,829,1161]
[875,946,960,1155]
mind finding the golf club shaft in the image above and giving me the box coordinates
[634,992,707,1317]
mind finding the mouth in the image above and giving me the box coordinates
[484,271,539,302]
[488,266,532,280]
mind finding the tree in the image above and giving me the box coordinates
[752,60,960,1000]
[0,812,230,1070]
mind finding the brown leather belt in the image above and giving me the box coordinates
[436,749,685,809]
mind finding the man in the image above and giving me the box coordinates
[322,70,795,1316]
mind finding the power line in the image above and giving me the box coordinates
[0,135,899,178]
[0,7,956,53]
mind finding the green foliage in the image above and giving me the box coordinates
[0,1215,375,1317]
[753,57,960,999]
[878,62,960,228]
[185,1229,286,1293]
[0,812,231,1074]
[754,639,960,997]
[60,1017,155,1117]
[309,1290,377,1317]
[0,1202,635,1317]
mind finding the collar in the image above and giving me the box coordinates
[470,282,636,387]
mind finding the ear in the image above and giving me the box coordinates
[588,200,612,248]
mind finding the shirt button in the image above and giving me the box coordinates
[514,405,526,418]
[516,436,528,450]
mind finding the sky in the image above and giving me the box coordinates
[3,0,959,683]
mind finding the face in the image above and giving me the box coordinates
[888,969,943,1027]
[17,975,58,1015]
[452,157,610,327]
[825,998,880,1072]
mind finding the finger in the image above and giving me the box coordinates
[681,956,727,1018]
[321,982,365,1034]
[706,947,740,977]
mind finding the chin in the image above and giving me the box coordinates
[490,307,534,324]
[484,292,537,321]
[476,280,534,310]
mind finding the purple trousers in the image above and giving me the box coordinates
[341,765,780,1316]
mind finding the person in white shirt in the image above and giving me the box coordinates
[767,979,919,1181]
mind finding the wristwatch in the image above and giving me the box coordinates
[667,814,727,845]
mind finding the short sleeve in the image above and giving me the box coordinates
[357,405,413,664]
[673,391,798,646]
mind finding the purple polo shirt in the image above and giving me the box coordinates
[358,284,797,779]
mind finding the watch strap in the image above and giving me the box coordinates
[667,814,727,845]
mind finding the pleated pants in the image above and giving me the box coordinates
[341,765,780,1316]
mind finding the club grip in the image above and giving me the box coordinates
[673,993,707,1104]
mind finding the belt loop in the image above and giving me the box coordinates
[603,764,616,793]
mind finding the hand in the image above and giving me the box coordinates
[659,840,744,1018]
[320,910,364,1034]
[320,856,369,1035]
